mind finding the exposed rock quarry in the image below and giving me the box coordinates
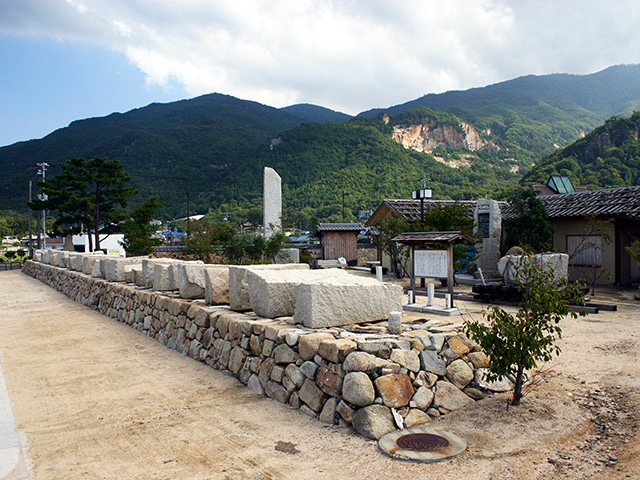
[392,119,489,154]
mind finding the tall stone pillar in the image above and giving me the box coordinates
[474,199,502,274]
[263,167,282,238]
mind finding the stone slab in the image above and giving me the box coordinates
[229,263,309,312]
[246,268,351,318]
[102,256,147,282]
[203,265,229,305]
[294,277,403,328]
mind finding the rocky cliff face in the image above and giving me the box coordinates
[391,119,488,153]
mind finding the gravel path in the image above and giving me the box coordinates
[0,270,638,479]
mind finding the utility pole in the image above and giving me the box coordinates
[27,172,39,257]
[36,162,49,249]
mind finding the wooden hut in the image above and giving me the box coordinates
[312,223,364,266]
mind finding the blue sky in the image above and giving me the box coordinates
[1,0,640,147]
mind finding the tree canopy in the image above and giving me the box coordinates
[33,157,138,251]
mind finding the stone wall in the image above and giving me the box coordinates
[22,260,508,440]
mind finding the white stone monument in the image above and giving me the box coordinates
[263,167,282,238]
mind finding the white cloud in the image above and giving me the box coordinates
[2,0,639,114]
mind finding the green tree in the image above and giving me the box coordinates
[625,240,640,268]
[371,215,412,279]
[184,218,236,261]
[33,158,137,251]
[502,189,553,253]
[464,255,585,406]
[264,232,288,262]
[119,196,164,257]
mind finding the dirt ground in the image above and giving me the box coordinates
[0,270,638,480]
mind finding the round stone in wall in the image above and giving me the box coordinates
[378,426,467,462]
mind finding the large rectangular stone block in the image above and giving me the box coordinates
[69,253,85,271]
[229,263,310,311]
[498,253,569,285]
[177,263,207,299]
[142,258,179,288]
[82,255,103,275]
[294,277,403,328]
[153,263,178,291]
[246,269,351,318]
[203,265,230,305]
[102,256,147,282]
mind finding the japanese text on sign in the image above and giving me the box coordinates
[414,249,448,278]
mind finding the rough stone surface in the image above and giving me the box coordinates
[153,263,178,291]
[298,333,335,361]
[317,339,357,364]
[102,256,146,282]
[203,265,229,305]
[403,409,431,428]
[246,268,350,318]
[352,404,396,440]
[342,372,375,407]
[419,349,447,376]
[373,373,414,409]
[295,278,403,328]
[263,167,282,238]
[499,252,569,285]
[445,359,474,389]
[298,378,325,412]
[319,397,338,424]
[467,351,490,369]
[228,263,309,312]
[299,361,319,379]
[411,386,435,411]
[390,349,420,373]
[273,344,300,364]
[413,371,438,389]
[343,351,400,374]
[315,364,343,397]
[336,400,355,423]
[433,381,474,411]
[177,263,206,299]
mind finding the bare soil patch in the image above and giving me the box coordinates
[0,270,638,479]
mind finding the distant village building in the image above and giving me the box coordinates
[366,199,505,275]
[526,180,640,286]
[312,223,364,266]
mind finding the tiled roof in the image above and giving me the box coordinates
[523,185,640,220]
[391,231,474,244]
[312,223,364,237]
[381,199,479,222]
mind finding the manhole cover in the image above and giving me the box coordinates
[379,427,466,463]
[396,433,449,452]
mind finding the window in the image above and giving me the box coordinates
[567,235,602,266]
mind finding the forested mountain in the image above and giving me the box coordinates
[522,111,640,188]
[361,64,640,163]
[1,65,639,228]
[279,104,352,123]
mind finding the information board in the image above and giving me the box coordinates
[414,249,448,278]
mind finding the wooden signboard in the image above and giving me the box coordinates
[414,249,448,278]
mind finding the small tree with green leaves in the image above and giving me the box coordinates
[184,218,236,261]
[502,189,553,254]
[371,215,411,279]
[119,196,164,257]
[626,240,640,266]
[464,255,585,406]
